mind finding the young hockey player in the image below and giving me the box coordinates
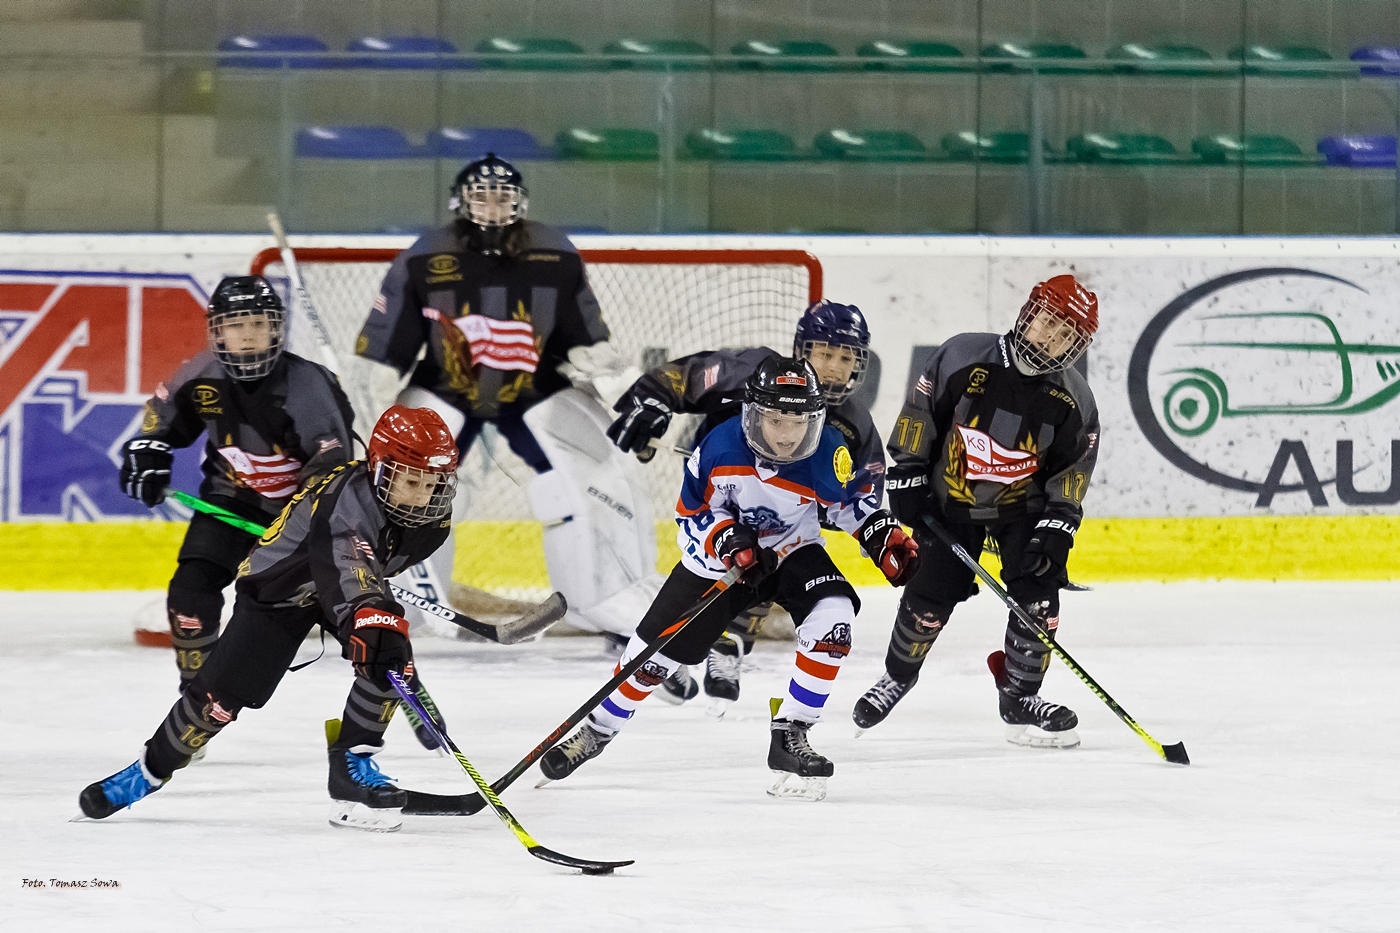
[355,153,653,639]
[80,406,459,832]
[853,274,1100,749]
[540,357,919,801]
[607,300,882,711]
[118,275,354,689]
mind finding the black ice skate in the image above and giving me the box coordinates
[989,651,1080,749]
[536,721,615,786]
[75,753,165,821]
[852,671,918,734]
[767,714,833,802]
[703,635,743,718]
[656,664,699,705]
[328,744,407,832]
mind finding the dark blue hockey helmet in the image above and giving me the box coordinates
[448,152,527,228]
[793,299,871,404]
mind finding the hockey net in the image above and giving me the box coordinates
[250,246,820,595]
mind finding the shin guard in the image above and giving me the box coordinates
[1001,599,1058,697]
[883,597,949,683]
[145,687,240,780]
[588,633,682,734]
[785,596,855,724]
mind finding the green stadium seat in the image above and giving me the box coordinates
[684,129,801,160]
[1229,44,1332,76]
[474,37,594,70]
[730,39,840,71]
[856,40,965,71]
[1067,133,1186,164]
[981,42,1088,73]
[1106,43,1216,75]
[941,131,1042,163]
[1191,134,1316,165]
[603,38,710,69]
[813,129,928,161]
[556,128,658,160]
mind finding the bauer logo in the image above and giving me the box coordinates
[0,271,209,520]
[1128,268,1400,508]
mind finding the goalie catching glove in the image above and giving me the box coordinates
[857,512,920,587]
[344,607,413,690]
[606,396,672,457]
[713,522,779,580]
[119,438,173,506]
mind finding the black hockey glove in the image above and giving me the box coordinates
[119,438,173,507]
[857,511,920,587]
[713,522,779,580]
[606,396,672,458]
[883,465,931,526]
[345,607,413,691]
[1020,517,1075,581]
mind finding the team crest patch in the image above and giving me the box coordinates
[633,661,670,688]
[812,622,852,659]
[203,695,234,724]
[173,612,202,633]
[141,403,159,433]
[833,445,854,485]
[739,505,787,535]
[427,254,460,277]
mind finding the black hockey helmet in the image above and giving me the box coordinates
[449,152,528,229]
[207,275,284,381]
[741,356,826,464]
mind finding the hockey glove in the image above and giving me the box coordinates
[119,438,173,507]
[1020,517,1075,581]
[345,607,413,691]
[606,396,672,457]
[857,511,920,587]
[883,464,931,526]
[712,522,779,580]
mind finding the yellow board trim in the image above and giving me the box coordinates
[2,515,1396,590]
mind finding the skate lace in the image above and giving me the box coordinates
[561,727,606,764]
[783,724,818,759]
[346,752,394,788]
[708,644,742,682]
[1019,695,1058,717]
[866,674,908,712]
[102,762,157,807]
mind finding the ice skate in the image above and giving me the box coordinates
[656,664,698,705]
[75,753,165,821]
[704,635,743,718]
[988,650,1079,748]
[767,716,833,802]
[327,745,406,832]
[537,721,615,786]
[852,671,918,735]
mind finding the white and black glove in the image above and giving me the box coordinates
[606,397,672,458]
[119,438,172,507]
[1020,517,1075,581]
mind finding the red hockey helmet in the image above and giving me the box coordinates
[368,405,459,527]
[1009,274,1098,375]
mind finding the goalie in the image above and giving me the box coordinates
[355,153,655,638]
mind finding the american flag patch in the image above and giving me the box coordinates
[702,364,719,390]
[217,446,304,499]
[351,535,376,560]
[915,375,933,396]
[372,293,388,314]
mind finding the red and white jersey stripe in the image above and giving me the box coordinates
[217,446,303,499]
[453,315,540,373]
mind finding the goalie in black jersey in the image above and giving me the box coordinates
[606,300,882,713]
[80,406,458,832]
[854,275,1101,749]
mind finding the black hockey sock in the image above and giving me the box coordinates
[144,688,239,780]
[167,576,227,686]
[1001,602,1057,696]
[335,675,398,749]
[884,601,949,682]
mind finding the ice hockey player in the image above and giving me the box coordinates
[354,153,656,642]
[607,300,882,712]
[852,274,1100,749]
[79,405,458,832]
[118,275,354,690]
[539,357,918,801]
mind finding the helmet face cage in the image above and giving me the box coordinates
[208,306,284,381]
[741,402,826,465]
[1010,297,1093,376]
[794,339,870,404]
[792,300,872,404]
[372,458,458,527]
[449,154,527,228]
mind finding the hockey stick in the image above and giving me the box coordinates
[417,565,745,816]
[167,490,565,644]
[921,514,1190,766]
[266,212,342,376]
[387,671,634,875]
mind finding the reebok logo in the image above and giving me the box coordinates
[353,609,408,634]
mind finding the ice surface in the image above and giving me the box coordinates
[3,582,1397,932]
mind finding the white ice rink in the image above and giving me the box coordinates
[4,581,1397,932]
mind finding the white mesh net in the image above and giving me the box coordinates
[257,248,818,523]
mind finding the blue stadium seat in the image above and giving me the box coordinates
[1352,47,1400,77]
[1318,136,1397,167]
[296,126,424,158]
[218,35,335,69]
[428,127,552,160]
[347,36,465,69]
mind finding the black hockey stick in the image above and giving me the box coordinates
[167,491,566,643]
[387,671,634,875]
[922,514,1189,766]
[419,565,745,816]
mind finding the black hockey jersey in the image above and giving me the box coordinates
[617,346,886,504]
[886,333,1099,530]
[355,219,609,419]
[134,351,355,520]
[236,464,450,635]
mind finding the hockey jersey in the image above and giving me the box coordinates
[676,417,879,579]
[135,351,355,520]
